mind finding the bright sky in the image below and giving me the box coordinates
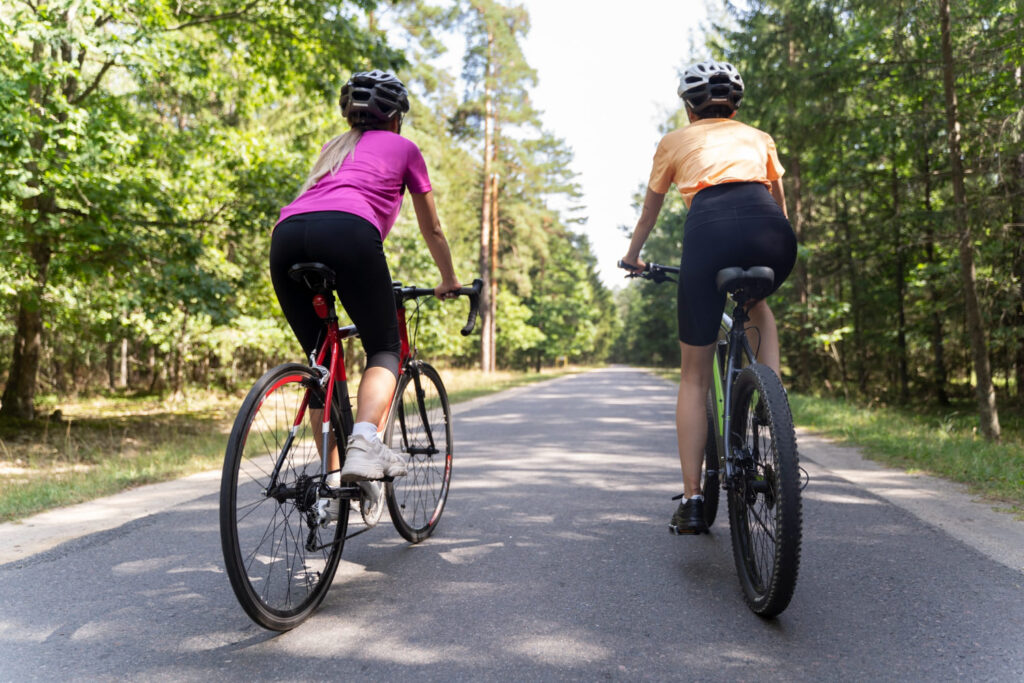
[518,1,710,285]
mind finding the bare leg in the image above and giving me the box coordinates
[677,341,716,498]
[309,366,397,476]
[355,366,398,430]
[745,299,781,377]
[308,408,339,474]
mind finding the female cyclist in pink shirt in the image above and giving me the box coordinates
[270,71,461,517]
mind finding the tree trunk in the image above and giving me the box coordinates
[922,150,951,405]
[938,0,1000,440]
[119,338,128,389]
[171,311,189,399]
[489,164,500,369]
[478,28,496,373]
[0,37,59,420]
[106,342,117,390]
[890,141,910,403]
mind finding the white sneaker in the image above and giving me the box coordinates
[340,434,408,482]
[317,497,341,527]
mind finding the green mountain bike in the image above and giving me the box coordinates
[623,260,803,617]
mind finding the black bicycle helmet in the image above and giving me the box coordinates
[678,60,744,115]
[339,70,410,126]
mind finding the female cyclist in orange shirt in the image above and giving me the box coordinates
[620,61,797,534]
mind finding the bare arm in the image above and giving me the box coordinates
[410,191,461,298]
[621,187,667,270]
[770,178,788,218]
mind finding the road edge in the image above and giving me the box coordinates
[0,370,586,566]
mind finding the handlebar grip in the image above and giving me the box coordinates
[617,259,649,274]
[460,278,483,336]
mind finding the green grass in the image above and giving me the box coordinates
[641,365,1024,510]
[0,367,581,522]
[789,394,1024,510]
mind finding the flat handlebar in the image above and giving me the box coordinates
[397,278,484,336]
[617,259,679,284]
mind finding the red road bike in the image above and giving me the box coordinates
[220,261,481,630]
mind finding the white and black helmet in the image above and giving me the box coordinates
[339,70,410,126]
[678,61,744,114]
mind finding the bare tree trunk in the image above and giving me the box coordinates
[119,338,128,389]
[478,28,495,373]
[106,343,117,390]
[489,163,500,370]
[890,139,910,403]
[171,311,189,399]
[938,0,1001,440]
[923,195,951,405]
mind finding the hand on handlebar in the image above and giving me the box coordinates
[435,278,462,301]
[618,256,647,274]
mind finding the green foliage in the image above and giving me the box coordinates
[1,0,614,411]
[615,0,1024,416]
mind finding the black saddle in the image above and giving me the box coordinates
[715,266,775,303]
[288,263,336,292]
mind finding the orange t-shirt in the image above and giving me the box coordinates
[648,118,785,208]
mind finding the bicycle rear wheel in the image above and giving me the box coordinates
[726,364,802,617]
[702,392,720,527]
[384,361,453,543]
[220,363,348,631]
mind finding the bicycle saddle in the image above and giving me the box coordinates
[288,263,336,291]
[715,266,775,303]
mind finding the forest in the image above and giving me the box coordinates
[2,0,1022,441]
[615,0,1023,441]
[0,0,617,422]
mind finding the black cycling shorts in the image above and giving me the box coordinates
[269,211,401,377]
[677,182,797,346]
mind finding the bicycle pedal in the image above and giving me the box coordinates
[668,523,708,536]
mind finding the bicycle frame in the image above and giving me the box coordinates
[268,279,477,494]
[709,304,759,488]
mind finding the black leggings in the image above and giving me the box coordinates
[270,211,400,377]
[677,183,797,346]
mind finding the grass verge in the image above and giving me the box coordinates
[789,393,1024,511]
[641,366,1024,511]
[0,366,582,523]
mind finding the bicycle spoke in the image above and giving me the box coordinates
[726,364,802,616]
[221,365,346,629]
[386,363,452,542]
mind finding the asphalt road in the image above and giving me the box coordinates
[1,367,1022,681]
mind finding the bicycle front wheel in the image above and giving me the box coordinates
[726,364,802,617]
[220,363,348,631]
[384,361,453,543]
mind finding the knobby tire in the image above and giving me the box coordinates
[726,363,802,617]
[702,391,720,527]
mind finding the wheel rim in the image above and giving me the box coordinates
[386,368,452,535]
[231,375,340,615]
[734,392,781,598]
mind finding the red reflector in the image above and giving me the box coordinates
[313,295,328,319]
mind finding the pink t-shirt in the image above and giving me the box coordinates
[277,130,432,238]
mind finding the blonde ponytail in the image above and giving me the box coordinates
[295,129,363,198]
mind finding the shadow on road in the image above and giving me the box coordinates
[1,369,1022,680]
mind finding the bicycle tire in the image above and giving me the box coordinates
[384,361,453,543]
[220,363,348,631]
[702,391,720,527]
[726,363,802,617]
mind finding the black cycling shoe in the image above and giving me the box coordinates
[669,497,709,535]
